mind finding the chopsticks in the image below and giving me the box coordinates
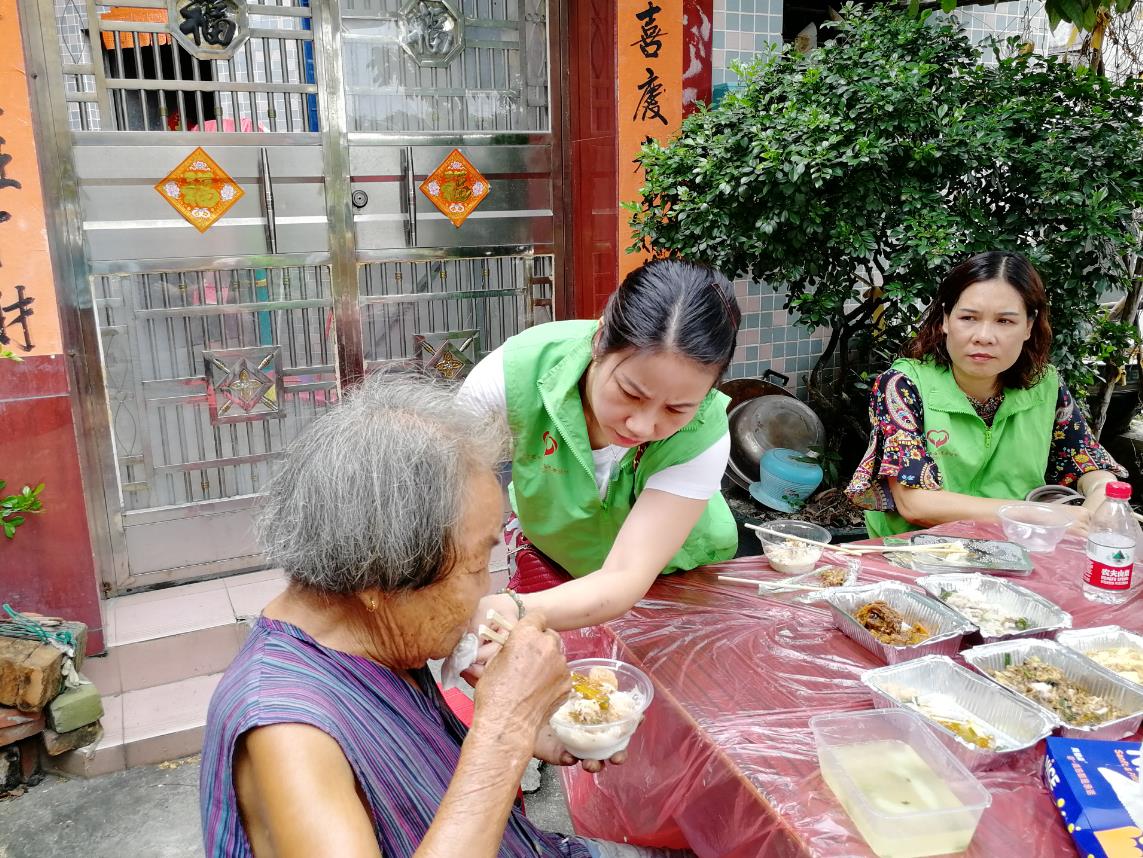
[477,608,517,646]
[716,573,828,594]
[744,522,965,556]
[745,523,860,555]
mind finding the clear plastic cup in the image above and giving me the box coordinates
[549,658,654,760]
[998,502,1072,552]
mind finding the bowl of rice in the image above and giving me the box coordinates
[756,519,831,573]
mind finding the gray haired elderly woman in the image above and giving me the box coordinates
[199,373,691,858]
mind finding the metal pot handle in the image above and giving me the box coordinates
[762,369,790,387]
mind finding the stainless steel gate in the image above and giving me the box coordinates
[25,0,562,592]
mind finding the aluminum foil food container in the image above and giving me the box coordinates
[1056,625,1143,692]
[907,535,1034,576]
[962,638,1143,740]
[916,573,1072,644]
[861,655,1058,771]
[824,582,975,665]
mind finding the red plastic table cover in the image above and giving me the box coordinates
[558,520,1143,857]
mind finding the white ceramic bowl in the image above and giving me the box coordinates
[998,502,1072,552]
[756,519,831,573]
[549,658,654,760]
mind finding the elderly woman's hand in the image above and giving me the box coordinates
[531,724,632,774]
[472,612,570,738]
[461,591,522,683]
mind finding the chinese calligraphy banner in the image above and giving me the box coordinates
[0,0,62,357]
[618,0,684,278]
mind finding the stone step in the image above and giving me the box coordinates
[49,673,223,777]
[49,569,289,778]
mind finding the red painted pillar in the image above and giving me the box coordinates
[1,0,104,653]
[566,0,713,318]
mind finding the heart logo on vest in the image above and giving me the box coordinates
[543,431,558,456]
[926,429,950,448]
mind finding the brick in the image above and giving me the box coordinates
[0,707,44,745]
[0,638,64,711]
[46,679,103,734]
[21,619,89,672]
[41,721,102,756]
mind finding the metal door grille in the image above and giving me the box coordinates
[340,0,549,132]
[55,0,318,132]
[359,252,553,374]
[94,264,338,510]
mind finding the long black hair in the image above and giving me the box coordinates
[596,259,741,376]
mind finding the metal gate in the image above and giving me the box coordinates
[24,0,562,592]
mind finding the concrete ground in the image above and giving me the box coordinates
[0,754,574,858]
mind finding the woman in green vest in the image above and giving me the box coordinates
[458,259,741,634]
[846,251,1125,538]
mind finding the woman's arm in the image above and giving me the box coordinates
[888,479,1022,528]
[233,615,567,858]
[235,724,383,858]
[1078,469,1119,509]
[485,489,708,632]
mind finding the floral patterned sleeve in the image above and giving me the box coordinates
[1044,382,1128,486]
[844,371,944,512]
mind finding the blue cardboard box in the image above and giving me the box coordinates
[1044,736,1143,857]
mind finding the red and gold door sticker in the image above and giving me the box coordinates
[155,146,244,233]
[419,149,490,228]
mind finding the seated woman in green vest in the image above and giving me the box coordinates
[458,258,741,634]
[846,251,1126,538]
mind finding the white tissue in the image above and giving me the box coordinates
[441,632,479,690]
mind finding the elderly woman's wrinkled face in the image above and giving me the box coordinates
[415,467,504,660]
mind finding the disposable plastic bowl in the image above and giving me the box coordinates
[997,502,1072,552]
[549,658,654,761]
[810,709,992,857]
[756,519,831,573]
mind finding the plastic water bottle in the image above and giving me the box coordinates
[1083,481,1136,605]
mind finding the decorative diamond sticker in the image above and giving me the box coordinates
[415,330,479,381]
[419,148,490,228]
[155,146,244,233]
[204,346,285,424]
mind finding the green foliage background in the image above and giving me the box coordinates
[630,3,1143,442]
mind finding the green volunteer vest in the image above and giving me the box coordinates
[503,320,738,577]
[865,358,1058,538]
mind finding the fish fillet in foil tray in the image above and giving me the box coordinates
[907,534,1034,576]
[916,573,1072,643]
[824,582,975,665]
[962,638,1143,740]
[1056,625,1143,691]
[861,655,1058,771]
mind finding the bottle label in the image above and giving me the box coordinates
[1085,542,1135,591]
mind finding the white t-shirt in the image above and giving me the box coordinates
[457,345,730,501]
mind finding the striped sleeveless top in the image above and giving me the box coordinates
[200,616,592,857]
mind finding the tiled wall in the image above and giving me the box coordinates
[712,0,834,392]
[725,278,829,392]
[711,0,783,88]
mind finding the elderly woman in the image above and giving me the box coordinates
[199,375,685,858]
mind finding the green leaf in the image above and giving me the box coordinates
[940,0,958,11]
